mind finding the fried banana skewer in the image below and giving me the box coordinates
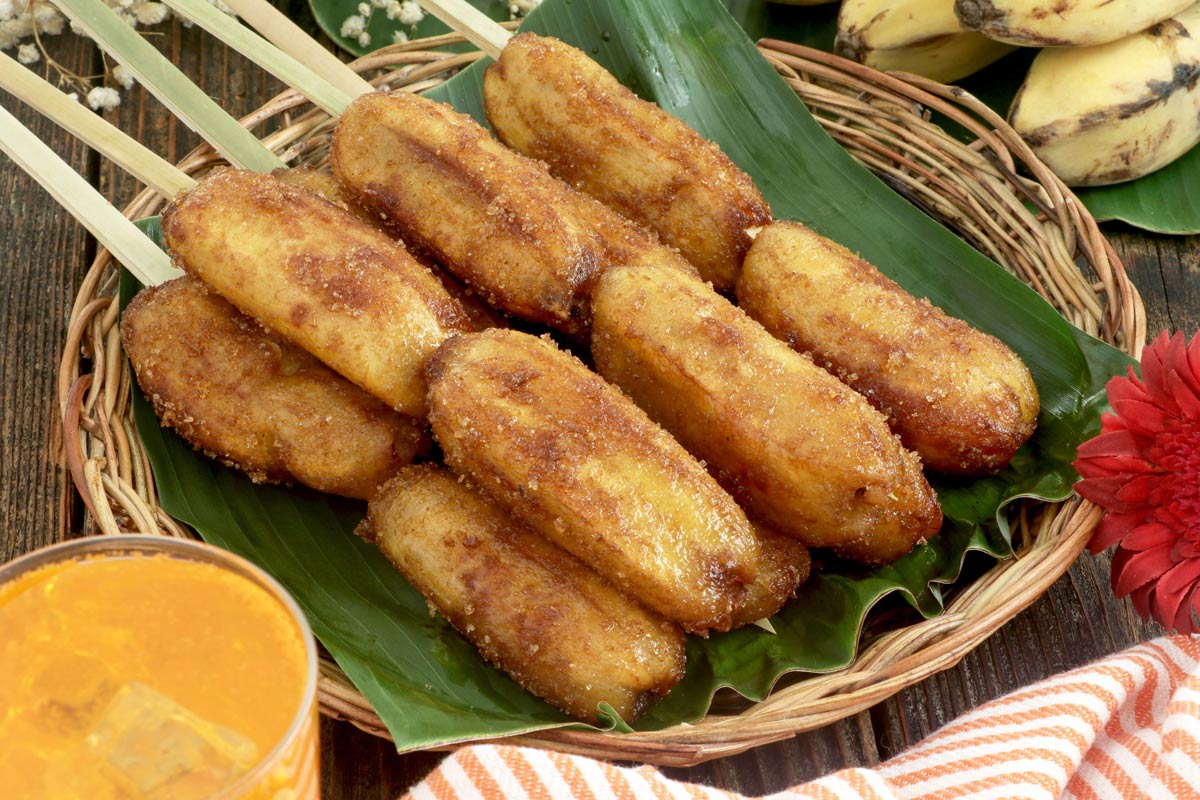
[738,222,1039,475]
[484,32,772,291]
[591,264,943,565]
[161,168,473,417]
[425,328,759,635]
[122,277,425,499]
[732,524,812,628]
[361,464,687,723]
[331,91,695,335]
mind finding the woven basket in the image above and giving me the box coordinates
[57,35,1145,767]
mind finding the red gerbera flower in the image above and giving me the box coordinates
[1074,330,1200,634]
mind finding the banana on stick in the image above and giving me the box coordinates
[331,91,694,335]
[591,263,943,564]
[122,277,426,499]
[956,0,1195,47]
[1008,4,1200,186]
[425,328,759,635]
[483,33,773,291]
[161,168,473,417]
[362,464,686,723]
[737,222,1038,475]
[836,0,1016,83]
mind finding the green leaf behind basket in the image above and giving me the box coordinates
[127,0,1132,751]
[308,0,512,57]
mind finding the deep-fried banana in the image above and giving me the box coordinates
[425,328,758,634]
[591,263,942,564]
[121,277,424,499]
[361,464,686,723]
[731,524,811,628]
[737,222,1039,475]
[483,33,772,291]
[161,168,472,417]
[331,91,694,335]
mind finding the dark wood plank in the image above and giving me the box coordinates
[0,34,97,562]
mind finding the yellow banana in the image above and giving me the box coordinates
[836,0,1016,83]
[956,0,1195,47]
[1008,5,1200,186]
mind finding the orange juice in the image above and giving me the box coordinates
[0,536,318,799]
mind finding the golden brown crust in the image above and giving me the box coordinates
[275,166,506,332]
[737,222,1039,475]
[362,464,686,723]
[161,168,471,417]
[121,277,425,499]
[330,91,693,335]
[591,264,943,564]
[424,328,757,634]
[730,523,811,628]
[484,33,772,290]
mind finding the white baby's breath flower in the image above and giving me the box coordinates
[339,13,365,38]
[16,41,37,63]
[207,0,234,13]
[0,25,18,49]
[357,30,370,48]
[396,0,421,25]
[66,92,78,103]
[510,0,540,14]
[0,0,15,22]
[356,2,369,16]
[86,86,121,111]
[33,5,62,34]
[391,29,408,44]
[134,2,167,25]
[112,63,135,89]
[370,0,388,8]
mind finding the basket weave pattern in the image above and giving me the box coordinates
[57,38,1144,767]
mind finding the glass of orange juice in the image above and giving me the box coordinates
[0,534,319,799]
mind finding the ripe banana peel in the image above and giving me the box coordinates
[836,0,1017,83]
[1009,5,1200,187]
[956,0,1196,47]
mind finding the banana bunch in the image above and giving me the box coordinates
[835,0,1016,83]
[1009,4,1200,186]
[956,0,1196,46]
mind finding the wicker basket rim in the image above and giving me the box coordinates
[57,35,1144,767]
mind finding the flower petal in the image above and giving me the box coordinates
[1075,429,1144,460]
[1111,397,1178,435]
[1129,580,1155,622]
[1076,475,1134,509]
[1116,474,1163,505]
[1120,521,1178,552]
[1112,546,1176,597]
[1140,333,1172,409]
[1166,368,1200,422]
[1088,513,1142,552]
[1156,557,1200,598]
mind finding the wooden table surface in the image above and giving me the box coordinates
[0,11,1193,797]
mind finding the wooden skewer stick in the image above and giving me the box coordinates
[219,0,374,101]
[54,0,285,173]
[160,0,356,116]
[0,104,181,287]
[417,0,512,60]
[0,51,195,199]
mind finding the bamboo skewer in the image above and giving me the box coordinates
[220,0,374,101]
[159,0,356,116]
[0,104,180,287]
[54,0,286,173]
[417,0,511,59]
[0,51,195,199]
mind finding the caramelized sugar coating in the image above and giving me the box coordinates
[425,329,758,635]
[730,523,811,628]
[485,33,772,291]
[361,464,686,723]
[591,264,943,565]
[161,167,471,417]
[276,166,506,331]
[121,277,424,499]
[331,91,694,335]
[738,222,1039,475]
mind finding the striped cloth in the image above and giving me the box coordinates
[403,635,1200,799]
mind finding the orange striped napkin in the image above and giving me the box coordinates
[403,635,1200,799]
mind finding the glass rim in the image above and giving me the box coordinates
[0,533,319,794]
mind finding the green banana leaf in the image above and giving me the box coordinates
[723,2,1200,233]
[126,0,1133,751]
